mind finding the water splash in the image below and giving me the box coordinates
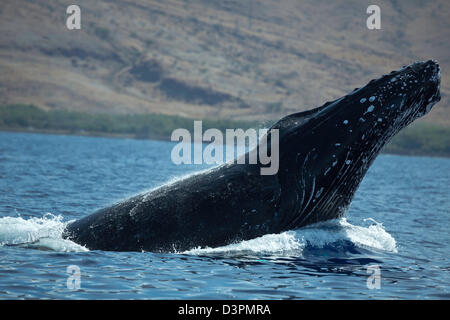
[0,214,396,255]
[0,213,88,252]
[184,218,397,256]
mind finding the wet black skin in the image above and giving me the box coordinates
[63,60,441,252]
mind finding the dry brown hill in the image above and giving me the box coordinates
[0,0,449,125]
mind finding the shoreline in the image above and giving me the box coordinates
[2,126,449,159]
[2,104,449,158]
[0,126,172,142]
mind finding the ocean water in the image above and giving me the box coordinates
[0,131,448,299]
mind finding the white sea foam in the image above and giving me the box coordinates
[0,214,88,252]
[0,214,396,255]
[184,218,397,256]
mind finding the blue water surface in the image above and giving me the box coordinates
[0,131,448,299]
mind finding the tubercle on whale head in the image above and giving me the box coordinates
[271,60,441,229]
[273,60,441,161]
[268,61,441,154]
[326,60,441,149]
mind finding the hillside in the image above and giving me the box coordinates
[0,0,449,125]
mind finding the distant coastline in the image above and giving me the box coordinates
[0,126,166,141]
[1,104,449,158]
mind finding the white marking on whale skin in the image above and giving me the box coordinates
[369,96,376,102]
[299,174,327,225]
[425,102,435,113]
[324,167,331,176]
[315,187,324,198]
[301,176,316,216]
[129,206,138,217]
[345,160,352,165]
[377,118,383,122]
[360,98,367,103]
[343,120,349,125]
[359,117,366,122]
[365,105,375,114]
[332,160,337,167]
[335,143,341,146]
[139,165,223,202]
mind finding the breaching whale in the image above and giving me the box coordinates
[63,60,441,252]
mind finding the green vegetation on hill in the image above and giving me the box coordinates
[0,104,257,139]
[383,123,450,157]
[0,104,449,158]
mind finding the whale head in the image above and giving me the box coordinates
[272,60,441,228]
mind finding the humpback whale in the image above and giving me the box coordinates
[63,60,441,252]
